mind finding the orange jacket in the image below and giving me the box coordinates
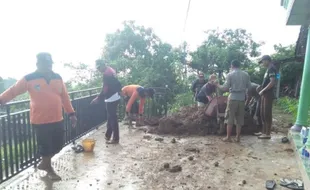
[121,85,145,114]
[0,71,75,125]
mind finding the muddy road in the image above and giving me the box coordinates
[2,123,300,190]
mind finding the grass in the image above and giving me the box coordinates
[276,97,310,124]
[1,140,37,173]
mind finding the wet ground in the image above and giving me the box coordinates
[0,123,301,190]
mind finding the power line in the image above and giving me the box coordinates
[183,0,192,32]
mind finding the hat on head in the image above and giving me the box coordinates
[36,52,53,64]
[258,55,272,64]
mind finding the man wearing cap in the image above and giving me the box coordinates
[256,55,277,139]
[121,85,155,126]
[0,52,77,180]
[216,60,252,142]
[91,59,122,144]
[191,72,207,105]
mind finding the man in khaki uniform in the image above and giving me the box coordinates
[216,60,251,142]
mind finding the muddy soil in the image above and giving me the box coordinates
[1,107,300,190]
[150,106,257,135]
[272,107,294,134]
[2,128,300,189]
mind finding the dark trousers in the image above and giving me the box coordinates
[260,92,273,135]
[33,121,64,157]
[124,96,139,114]
[105,100,120,141]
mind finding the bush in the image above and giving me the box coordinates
[276,97,310,124]
[169,92,194,113]
[277,97,298,120]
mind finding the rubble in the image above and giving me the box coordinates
[147,105,257,135]
[169,165,182,173]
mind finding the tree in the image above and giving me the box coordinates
[189,29,263,75]
[272,44,303,97]
[64,62,101,91]
[101,21,187,102]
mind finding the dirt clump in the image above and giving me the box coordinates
[171,138,176,143]
[214,162,219,167]
[169,165,182,173]
[155,106,214,135]
[148,105,257,135]
[155,137,164,142]
[163,163,170,169]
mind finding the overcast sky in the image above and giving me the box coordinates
[0,0,300,81]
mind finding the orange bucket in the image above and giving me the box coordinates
[82,139,96,152]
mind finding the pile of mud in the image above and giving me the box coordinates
[152,106,215,135]
[147,106,258,136]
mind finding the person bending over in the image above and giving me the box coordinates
[196,74,217,107]
[122,85,155,126]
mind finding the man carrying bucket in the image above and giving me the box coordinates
[0,53,77,181]
[91,59,122,144]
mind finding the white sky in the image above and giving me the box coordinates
[0,0,300,81]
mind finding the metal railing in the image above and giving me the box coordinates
[0,87,168,183]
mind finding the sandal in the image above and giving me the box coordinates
[107,140,119,144]
[73,145,84,153]
[254,132,262,136]
[265,180,276,190]
[280,178,304,190]
[258,135,271,139]
[222,137,232,142]
[282,137,290,143]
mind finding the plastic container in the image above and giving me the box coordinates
[82,139,96,152]
[300,127,308,145]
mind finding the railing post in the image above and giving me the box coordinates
[5,105,14,175]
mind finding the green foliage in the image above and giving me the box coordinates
[276,97,310,124]
[246,64,265,85]
[272,44,303,89]
[64,63,102,91]
[189,29,263,74]
[277,97,298,121]
[168,91,193,113]
[102,21,186,102]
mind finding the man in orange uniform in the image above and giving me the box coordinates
[121,85,155,126]
[0,53,77,181]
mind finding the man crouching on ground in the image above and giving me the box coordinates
[196,74,217,108]
[216,60,251,142]
[0,53,77,180]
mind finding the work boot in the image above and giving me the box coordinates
[107,139,119,144]
[47,168,62,181]
[105,136,111,143]
[38,156,51,171]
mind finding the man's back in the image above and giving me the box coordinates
[227,69,251,101]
